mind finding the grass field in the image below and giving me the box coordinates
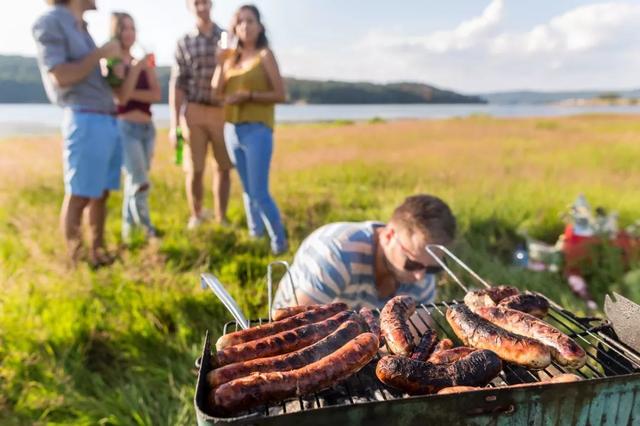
[1,114,640,425]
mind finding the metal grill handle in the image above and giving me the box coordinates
[266,260,298,322]
[200,273,250,330]
[424,244,492,292]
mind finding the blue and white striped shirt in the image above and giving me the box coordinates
[273,221,437,310]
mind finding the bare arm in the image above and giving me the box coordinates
[169,78,185,144]
[129,63,162,104]
[113,61,144,105]
[49,40,121,88]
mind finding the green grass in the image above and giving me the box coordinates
[1,114,640,424]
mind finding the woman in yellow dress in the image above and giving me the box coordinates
[212,5,287,255]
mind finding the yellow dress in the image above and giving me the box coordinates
[224,53,275,129]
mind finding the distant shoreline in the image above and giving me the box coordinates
[2,103,640,139]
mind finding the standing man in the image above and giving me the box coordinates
[170,0,233,229]
[273,194,457,310]
[33,0,122,267]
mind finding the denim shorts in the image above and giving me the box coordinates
[61,110,121,198]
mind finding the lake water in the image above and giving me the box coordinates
[2,103,640,137]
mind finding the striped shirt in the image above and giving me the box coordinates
[272,221,437,311]
[172,24,224,105]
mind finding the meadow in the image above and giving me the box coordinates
[1,114,640,425]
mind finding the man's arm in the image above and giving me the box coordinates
[50,41,119,88]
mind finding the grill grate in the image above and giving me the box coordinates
[214,298,640,420]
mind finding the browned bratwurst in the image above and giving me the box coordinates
[498,294,550,318]
[359,307,383,345]
[428,347,476,364]
[207,320,364,388]
[410,329,439,361]
[272,303,351,321]
[431,338,454,354]
[380,296,416,356]
[446,304,551,369]
[216,303,348,350]
[376,349,502,394]
[474,306,586,368]
[212,333,379,413]
[272,305,316,321]
[214,310,356,366]
[437,386,481,395]
[463,286,520,311]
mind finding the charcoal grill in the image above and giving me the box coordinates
[194,247,640,425]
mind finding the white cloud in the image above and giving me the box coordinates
[280,1,640,92]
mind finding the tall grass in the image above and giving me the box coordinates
[1,114,639,424]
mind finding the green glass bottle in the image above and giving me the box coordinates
[104,57,124,88]
[175,127,184,166]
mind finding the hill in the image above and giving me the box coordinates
[0,54,484,104]
[478,89,640,105]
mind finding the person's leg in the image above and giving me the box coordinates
[88,190,109,258]
[238,124,287,253]
[182,119,208,226]
[209,109,232,224]
[89,116,121,264]
[60,194,90,264]
[60,110,113,264]
[224,123,264,236]
[119,121,154,238]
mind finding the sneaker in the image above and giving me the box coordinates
[187,216,203,230]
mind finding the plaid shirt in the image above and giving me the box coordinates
[172,24,223,105]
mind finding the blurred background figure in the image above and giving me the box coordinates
[170,0,233,230]
[32,0,122,268]
[212,5,288,255]
[109,12,162,243]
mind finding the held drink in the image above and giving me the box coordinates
[104,57,124,88]
[175,127,184,166]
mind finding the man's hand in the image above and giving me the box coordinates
[215,48,233,65]
[98,40,121,59]
[225,90,250,105]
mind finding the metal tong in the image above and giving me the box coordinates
[201,261,298,330]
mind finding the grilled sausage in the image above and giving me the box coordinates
[272,305,315,321]
[207,320,364,388]
[410,329,439,361]
[216,303,348,350]
[212,333,379,413]
[359,307,383,345]
[510,373,582,388]
[474,306,586,369]
[376,349,502,395]
[498,294,549,318]
[446,304,551,369]
[272,303,350,321]
[380,296,416,356]
[214,310,357,367]
[437,386,481,395]
[428,347,476,364]
[431,338,454,354]
[464,286,520,311]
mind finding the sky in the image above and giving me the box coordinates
[4,0,640,93]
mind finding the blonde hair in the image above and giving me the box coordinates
[110,12,134,46]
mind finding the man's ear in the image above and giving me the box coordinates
[380,225,394,245]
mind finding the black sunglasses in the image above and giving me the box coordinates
[403,257,446,274]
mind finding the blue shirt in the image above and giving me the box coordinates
[273,221,437,310]
[32,6,114,112]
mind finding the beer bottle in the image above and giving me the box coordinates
[105,57,124,88]
[175,127,184,166]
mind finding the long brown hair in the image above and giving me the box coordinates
[110,12,134,47]
[231,5,269,50]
